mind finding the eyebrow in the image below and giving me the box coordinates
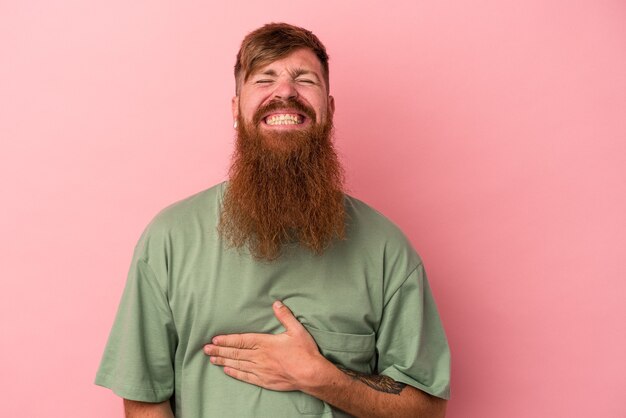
[289,68,320,81]
[259,69,278,77]
[254,68,321,81]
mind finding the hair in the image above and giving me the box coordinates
[234,23,330,95]
[219,106,345,261]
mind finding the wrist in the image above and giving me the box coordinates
[298,357,346,396]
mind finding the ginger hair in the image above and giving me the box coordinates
[234,22,330,94]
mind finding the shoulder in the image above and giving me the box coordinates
[135,182,226,253]
[344,195,401,232]
[344,194,419,253]
[343,194,423,278]
[151,182,225,227]
[145,182,224,231]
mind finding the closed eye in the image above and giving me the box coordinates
[297,79,315,84]
[255,79,274,84]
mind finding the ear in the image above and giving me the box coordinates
[231,96,239,122]
[328,95,335,118]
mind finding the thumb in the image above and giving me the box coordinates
[273,300,303,333]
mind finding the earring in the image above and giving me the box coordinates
[233,120,238,129]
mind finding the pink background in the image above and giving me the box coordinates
[1,1,625,417]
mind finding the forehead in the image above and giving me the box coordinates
[250,48,324,76]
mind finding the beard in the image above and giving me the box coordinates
[218,98,346,261]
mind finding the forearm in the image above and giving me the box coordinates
[123,399,174,418]
[300,361,446,418]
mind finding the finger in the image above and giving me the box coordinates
[210,355,254,372]
[212,333,263,349]
[223,366,261,386]
[272,300,303,333]
[203,344,251,361]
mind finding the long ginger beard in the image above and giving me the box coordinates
[219,99,346,261]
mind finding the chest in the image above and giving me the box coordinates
[168,242,385,353]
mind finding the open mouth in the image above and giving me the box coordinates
[264,113,306,126]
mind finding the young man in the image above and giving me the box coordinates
[96,23,450,417]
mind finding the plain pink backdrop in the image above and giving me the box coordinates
[1,1,625,417]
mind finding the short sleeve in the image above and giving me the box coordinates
[376,264,451,399]
[95,246,178,402]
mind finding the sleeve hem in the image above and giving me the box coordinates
[379,367,450,400]
[95,372,173,403]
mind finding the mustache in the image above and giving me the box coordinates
[252,98,317,125]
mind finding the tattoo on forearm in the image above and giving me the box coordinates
[337,366,407,395]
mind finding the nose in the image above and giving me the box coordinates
[272,78,298,100]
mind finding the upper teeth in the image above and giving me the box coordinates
[266,114,303,125]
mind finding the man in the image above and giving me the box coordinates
[96,23,450,417]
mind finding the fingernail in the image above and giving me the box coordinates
[212,337,220,344]
[274,300,283,308]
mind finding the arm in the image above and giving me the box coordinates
[303,363,446,418]
[123,399,174,418]
[204,301,446,418]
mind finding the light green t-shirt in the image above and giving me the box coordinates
[96,182,450,417]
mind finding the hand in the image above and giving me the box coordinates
[203,301,328,391]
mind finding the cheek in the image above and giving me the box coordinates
[316,103,329,121]
[239,92,264,118]
[242,103,260,120]
[311,95,329,115]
